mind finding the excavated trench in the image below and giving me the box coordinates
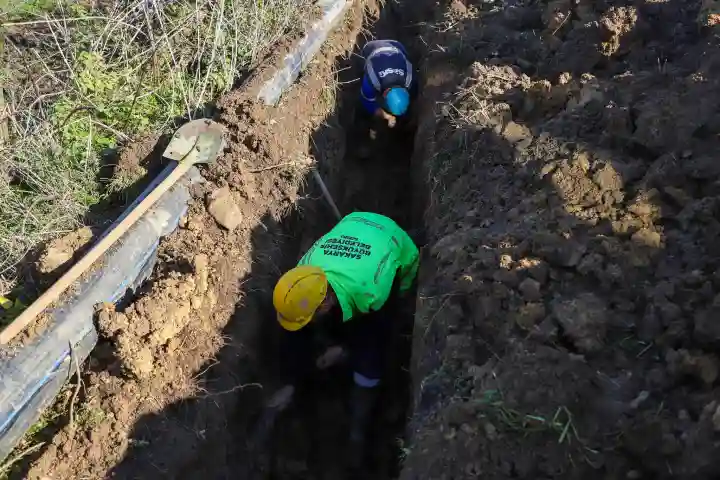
[11,2,429,479]
[233,5,423,477]
[108,2,423,479]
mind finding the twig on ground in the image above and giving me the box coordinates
[197,382,263,398]
[2,16,134,27]
[551,11,571,36]
[67,342,82,431]
[248,161,298,173]
[0,441,46,476]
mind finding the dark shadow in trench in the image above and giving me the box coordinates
[250,3,424,478]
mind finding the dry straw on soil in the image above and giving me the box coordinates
[0,0,313,293]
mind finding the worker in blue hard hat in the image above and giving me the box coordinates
[359,39,417,128]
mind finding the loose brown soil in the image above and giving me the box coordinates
[12,0,720,479]
[403,0,720,479]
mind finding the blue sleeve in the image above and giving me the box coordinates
[360,73,379,114]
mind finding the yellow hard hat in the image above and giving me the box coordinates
[273,265,328,331]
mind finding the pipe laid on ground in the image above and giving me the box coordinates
[0,165,202,463]
[258,0,352,105]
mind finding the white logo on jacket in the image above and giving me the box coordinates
[378,68,405,78]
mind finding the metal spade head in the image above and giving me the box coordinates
[163,118,225,164]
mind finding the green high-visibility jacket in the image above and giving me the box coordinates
[298,212,419,321]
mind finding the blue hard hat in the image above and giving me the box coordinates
[384,87,410,116]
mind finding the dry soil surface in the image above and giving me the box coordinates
[403,0,720,479]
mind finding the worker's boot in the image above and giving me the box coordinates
[346,385,379,470]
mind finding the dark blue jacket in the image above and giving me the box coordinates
[360,40,416,115]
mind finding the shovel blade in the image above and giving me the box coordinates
[163,119,225,164]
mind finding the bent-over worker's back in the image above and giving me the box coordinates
[298,212,419,320]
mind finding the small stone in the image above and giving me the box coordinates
[502,121,533,145]
[630,390,650,409]
[698,355,719,384]
[514,302,546,329]
[631,228,662,248]
[450,0,468,14]
[560,242,586,267]
[578,253,604,276]
[483,422,497,440]
[187,217,203,231]
[626,470,641,479]
[518,278,542,301]
[552,293,608,353]
[207,187,243,231]
[574,152,591,172]
[129,346,154,378]
[671,349,720,385]
[460,423,476,434]
[593,163,622,191]
[712,405,720,432]
[190,295,204,310]
[499,254,513,269]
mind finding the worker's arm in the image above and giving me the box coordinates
[360,74,380,115]
[361,76,396,127]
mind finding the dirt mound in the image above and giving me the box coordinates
[403,0,720,478]
[96,253,214,378]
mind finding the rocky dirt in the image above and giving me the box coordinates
[403,0,720,479]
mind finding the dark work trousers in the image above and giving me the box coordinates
[279,288,400,387]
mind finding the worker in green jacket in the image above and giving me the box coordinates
[269,212,419,465]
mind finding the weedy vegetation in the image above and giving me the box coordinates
[0,0,313,293]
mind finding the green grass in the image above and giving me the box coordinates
[478,389,579,444]
[0,0,55,18]
[0,0,313,292]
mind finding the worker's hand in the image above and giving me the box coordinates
[266,384,295,411]
[316,345,346,369]
[374,108,397,128]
